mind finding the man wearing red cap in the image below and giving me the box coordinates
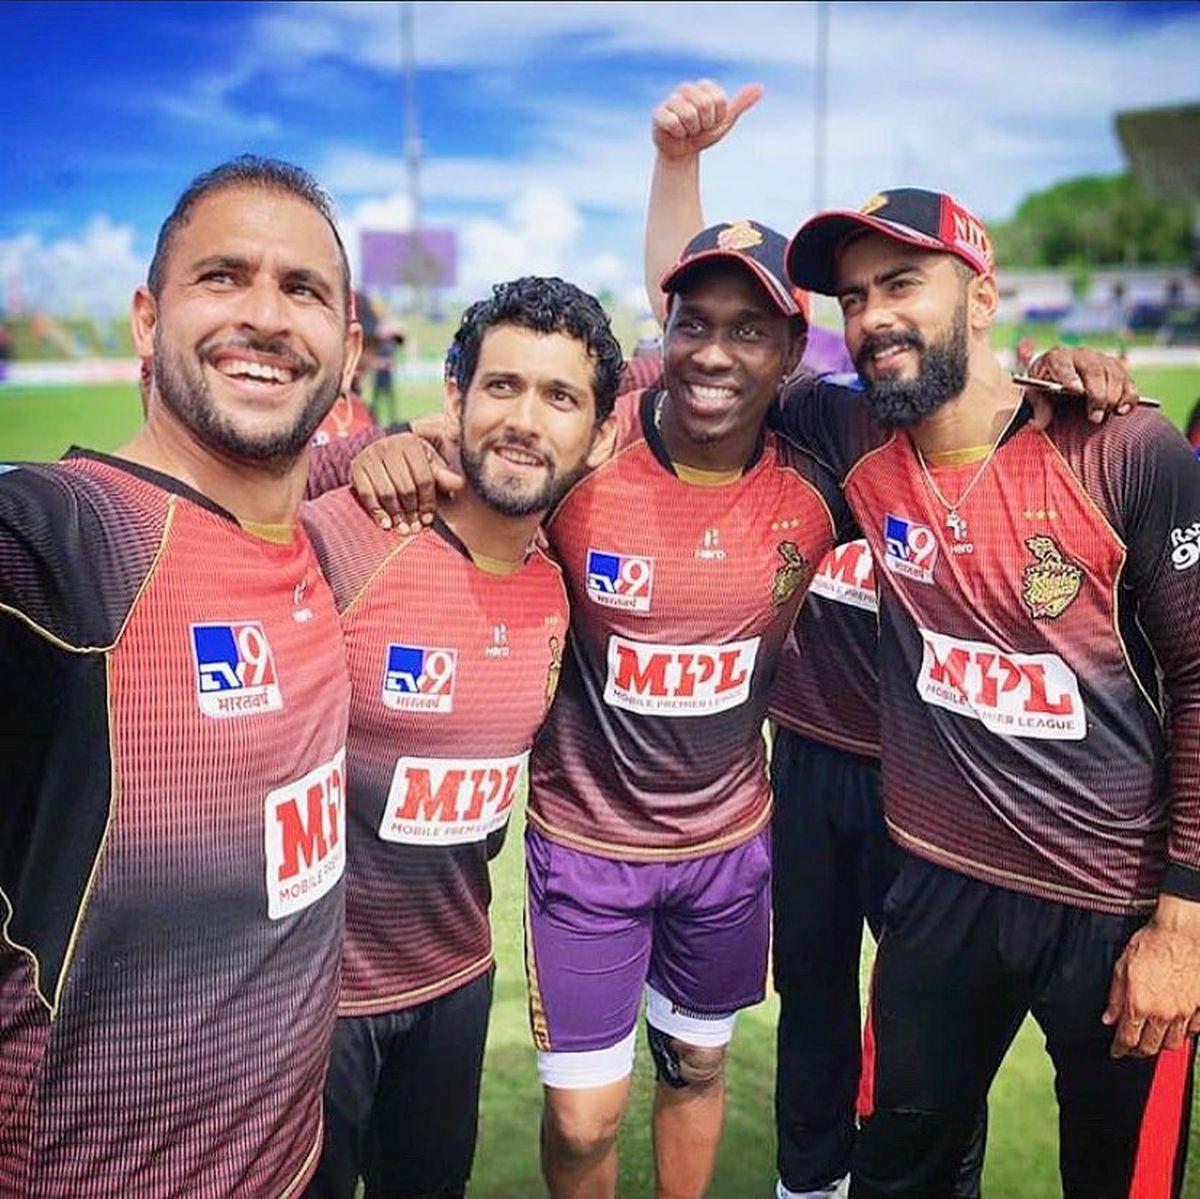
[781,188,1200,1199]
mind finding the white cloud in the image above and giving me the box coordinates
[1,218,145,318]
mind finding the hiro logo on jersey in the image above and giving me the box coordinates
[884,514,938,584]
[809,539,878,612]
[603,635,759,717]
[382,644,457,713]
[586,548,654,613]
[191,622,282,718]
[916,628,1085,740]
[382,751,528,845]
[264,749,346,919]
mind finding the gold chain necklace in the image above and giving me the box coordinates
[913,406,1022,543]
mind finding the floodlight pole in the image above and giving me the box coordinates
[814,0,829,214]
[401,1,428,313]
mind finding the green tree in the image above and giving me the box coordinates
[991,174,1191,268]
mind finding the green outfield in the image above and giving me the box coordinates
[2,371,1198,1197]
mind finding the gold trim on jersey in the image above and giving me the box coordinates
[672,461,744,487]
[337,953,494,1016]
[887,819,1157,912]
[277,1115,325,1199]
[339,533,420,621]
[238,518,296,546]
[468,548,524,575]
[524,890,552,1052]
[525,797,772,862]
[0,891,50,1014]
[921,444,993,468]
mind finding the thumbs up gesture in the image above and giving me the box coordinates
[651,79,763,160]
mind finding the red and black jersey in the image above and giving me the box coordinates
[768,538,880,757]
[302,489,568,1017]
[529,389,852,861]
[0,451,350,1197]
[779,379,1200,914]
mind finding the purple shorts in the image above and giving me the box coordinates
[524,826,771,1059]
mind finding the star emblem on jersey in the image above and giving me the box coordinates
[717,220,763,251]
[1021,536,1083,619]
[772,541,811,606]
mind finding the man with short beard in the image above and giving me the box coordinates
[300,277,620,1199]
[779,192,1200,1199]
[0,156,361,1196]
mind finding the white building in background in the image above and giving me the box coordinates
[996,265,1200,326]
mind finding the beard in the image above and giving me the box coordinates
[459,432,589,518]
[153,332,341,473]
[856,297,969,428]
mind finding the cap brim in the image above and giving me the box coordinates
[661,248,804,319]
[785,211,948,295]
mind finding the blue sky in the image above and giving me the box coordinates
[1,1,1196,316]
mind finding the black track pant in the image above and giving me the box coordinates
[852,854,1195,1199]
[306,968,494,1199]
[770,727,984,1195]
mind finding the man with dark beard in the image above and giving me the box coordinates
[300,277,620,1199]
[780,193,1200,1199]
[0,156,362,1196]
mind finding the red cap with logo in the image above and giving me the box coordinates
[786,188,995,296]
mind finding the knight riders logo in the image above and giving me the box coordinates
[772,541,810,606]
[545,635,563,710]
[1021,536,1083,619]
[717,220,764,251]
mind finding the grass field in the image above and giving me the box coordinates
[2,371,1198,1198]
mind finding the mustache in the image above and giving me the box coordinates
[485,431,552,470]
[855,329,924,368]
[200,334,316,377]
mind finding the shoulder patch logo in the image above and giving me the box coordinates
[717,220,763,250]
[1022,536,1083,619]
[772,541,810,606]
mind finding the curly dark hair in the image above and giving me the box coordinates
[147,155,351,318]
[446,276,623,422]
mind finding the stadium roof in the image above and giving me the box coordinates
[1115,103,1200,203]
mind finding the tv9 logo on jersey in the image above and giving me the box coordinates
[191,622,282,718]
[382,644,458,713]
[586,548,654,613]
[883,514,939,584]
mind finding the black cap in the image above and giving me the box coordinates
[786,188,995,296]
[662,220,810,320]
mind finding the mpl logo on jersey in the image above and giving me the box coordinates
[586,548,654,613]
[382,644,457,713]
[916,628,1085,740]
[382,751,529,845]
[264,749,346,919]
[191,622,283,718]
[883,514,938,584]
[809,539,878,612]
[603,635,760,717]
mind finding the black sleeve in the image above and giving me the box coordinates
[772,374,881,481]
[0,464,155,645]
[1108,419,1200,899]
